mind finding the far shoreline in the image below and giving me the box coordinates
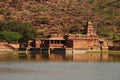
[0,49,120,54]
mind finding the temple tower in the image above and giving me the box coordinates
[84,21,97,36]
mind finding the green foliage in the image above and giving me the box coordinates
[17,22,39,42]
[0,0,120,42]
[0,21,38,43]
[0,9,5,15]
[96,26,120,41]
[88,0,94,4]
[69,23,83,34]
[10,0,23,10]
[6,11,11,16]
[113,33,120,41]
[97,26,109,38]
[102,10,116,19]
[36,17,50,24]
[0,9,11,16]
[41,34,49,38]
[30,8,41,13]
[0,31,21,43]
[117,21,120,27]
[108,0,120,8]
[64,0,73,8]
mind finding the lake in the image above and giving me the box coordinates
[0,52,120,80]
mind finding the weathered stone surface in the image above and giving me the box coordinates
[20,21,109,51]
[0,42,19,50]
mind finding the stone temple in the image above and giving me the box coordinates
[20,21,108,51]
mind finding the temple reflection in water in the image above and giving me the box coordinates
[0,51,120,62]
[18,21,111,61]
[18,51,120,62]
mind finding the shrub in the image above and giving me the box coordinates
[0,9,5,15]
[0,31,21,43]
[36,17,50,24]
[0,21,39,43]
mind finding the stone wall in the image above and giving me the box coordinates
[73,40,88,49]
[73,39,99,50]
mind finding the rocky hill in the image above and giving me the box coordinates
[0,0,120,40]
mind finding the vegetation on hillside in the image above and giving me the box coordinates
[0,21,38,43]
[0,31,21,43]
[0,0,120,43]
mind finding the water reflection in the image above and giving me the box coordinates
[1,51,120,80]
[20,53,66,61]
[109,54,120,61]
[0,51,120,62]
[0,52,18,61]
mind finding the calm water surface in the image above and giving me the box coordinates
[0,61,120,80]
[0,52,120,80]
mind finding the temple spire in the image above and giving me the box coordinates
[85,21,97,35]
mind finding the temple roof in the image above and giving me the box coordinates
[44,37,65,40]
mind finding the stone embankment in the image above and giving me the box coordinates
[0,42,19,51]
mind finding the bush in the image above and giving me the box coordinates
[0,31,21,43]
[0,9,5,15]
[113,33,120,41]
[36,17,50,24]
[0,21,39,43]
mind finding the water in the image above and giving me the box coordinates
[0,61,120,80]
[0,52,120,80]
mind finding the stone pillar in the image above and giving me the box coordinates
[59,40,61,44]
[49,40,51,44]
[55,40,56,44]
[53,40,55,44]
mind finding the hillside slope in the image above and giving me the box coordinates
[0,0,120,40]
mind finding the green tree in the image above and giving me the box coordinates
[0,20,38,43]
[0,31,21,43]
